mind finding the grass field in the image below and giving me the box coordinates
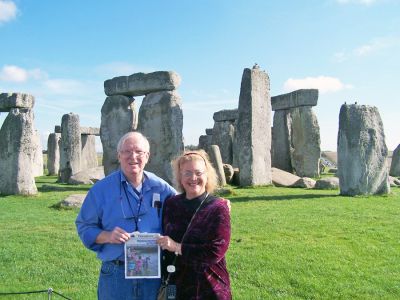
[0,176,399,299]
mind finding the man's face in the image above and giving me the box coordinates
[118,136,150,179]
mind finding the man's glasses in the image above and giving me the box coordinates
[181,170,206,178]
[120,150,147,158]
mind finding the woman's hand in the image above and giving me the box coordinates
[157,235,182,255]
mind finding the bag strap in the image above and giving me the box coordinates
[164,193,210,284]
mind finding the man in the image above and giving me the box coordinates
[76,131,176,299]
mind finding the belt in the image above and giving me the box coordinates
[109,260,125,265]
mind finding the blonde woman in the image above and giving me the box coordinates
[157,150,231,299]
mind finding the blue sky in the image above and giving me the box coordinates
[1,0,399,152]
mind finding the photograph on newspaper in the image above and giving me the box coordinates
[124,233,161,279]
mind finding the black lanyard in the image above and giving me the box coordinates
[122,182,143,231]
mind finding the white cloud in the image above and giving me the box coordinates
[333,36,399,62]
[42,79,86,95]
[0,0,17,24]
[336,0,378,5]
[283,76,353,94]
[0,65,48,82]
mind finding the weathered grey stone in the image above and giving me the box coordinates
[47,133,61,175]
[104,71,181,97]
[208,145,226,186]
[388,176,400,187]
[137,90,184,183]
[291,177,316,189]
[223,164,234,184]
[389,144,400,177]
[314,177,339,189]
[0,93,35,112]
[205,128,213,135]
[338,104,390,195]
[59,113,81,183]
[54,125,61,133]
[80,127,100,136]
[271,167,300,187]
[59,194,86,208]
[198,135,212,152]
[213,109,238,122]
[271,89,318,111]
[100,95,137,175]
[68,166,105,185]
[32,130,44,177]
[289,106,321,177]
[81,134,98,171]
[271,110,292,172]
[0,108,37,195]
[211,121,235,164]
[236,66,272,186]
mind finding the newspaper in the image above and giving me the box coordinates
[124,233,161,279]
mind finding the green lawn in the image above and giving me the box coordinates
[0,176,399,299]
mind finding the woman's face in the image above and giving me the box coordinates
[180,159,207,199]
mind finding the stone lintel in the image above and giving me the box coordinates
[0,93,35,112]
[205,128,213,135]
[80,127,100,136]
[213,109,238,122]
[104,71,181,97]
[271,89,318,111]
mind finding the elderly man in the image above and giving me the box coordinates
[76,131,176,300]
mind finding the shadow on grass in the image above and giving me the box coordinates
[38,184,90,193]
[231,193,339,202]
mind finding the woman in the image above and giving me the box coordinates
[157,150,232,299]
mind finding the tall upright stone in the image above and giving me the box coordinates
[137,90,184,183]
[236,65,272,186]
[100,95,137,175]
[81,134,98,170]
[338,104,389,195]
[208,145,226,186]
[47,132,61,176]
[211,109,237,165]
[271,110,292,172]
[32,130,44,177]
[0,107,37,195]
[389,144,400,177]
[59,113,81,183]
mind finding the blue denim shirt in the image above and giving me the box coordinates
[75,170,176,262]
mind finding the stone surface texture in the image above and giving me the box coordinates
[47,132,61,175]
[137,90,184,183]
[100,95,137,175]
[0,108,37,195]
[213,109,238,122]
[236,67,272,186]
[208,145,226,186]
[271,110,292,172]
[338,104,389,195]
[211,120,235,164]
[389,144,400,176]
[0,93,35,112]
[80,127,100,135]
[32,130,44,177]
[271,89,318,111]
[59,113,81,183]
[104,71,181,97]
[81,134,98,171]
[271,167,300,187]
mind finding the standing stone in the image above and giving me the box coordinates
[338,104,390,195]
[59,113,81,183]
[208,145,226,186]
[81,134,98,170]
[47,132,61,175]
[137,90,184,183]
[211,121,235,164]
[389,144,400,177]
[271,110,292,172]
[100,95,137,175]
[236,66,272,186]
[32,130,44,177]
[0,108,37,195]
[289,106,321,177]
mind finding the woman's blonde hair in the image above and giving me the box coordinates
[172,149,219,194]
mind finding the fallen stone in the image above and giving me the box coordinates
[59,194,86,208]
[291,177,316,188]
[68,166,105,185]
[314,177,339,190]
[272,167,300,187]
